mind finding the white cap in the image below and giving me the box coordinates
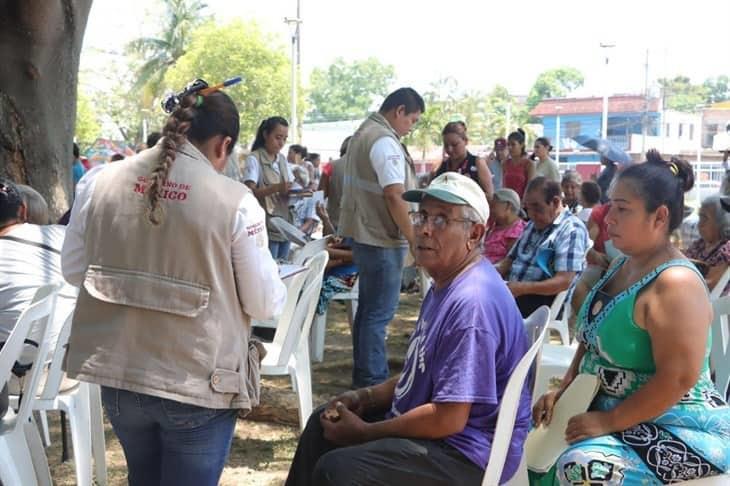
[402,172,490,223]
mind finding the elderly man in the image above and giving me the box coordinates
[285,173,530,486]
[496,176,589,317]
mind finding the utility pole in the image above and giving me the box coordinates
[641,48,649,155]
[285,0,302,143]
[600,43,615,140]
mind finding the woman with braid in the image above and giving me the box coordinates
[61,82,287,486]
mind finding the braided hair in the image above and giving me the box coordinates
[146,91,239,224]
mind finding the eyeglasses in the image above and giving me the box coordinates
[408,211,475,230]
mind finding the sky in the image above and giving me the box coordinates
[81,0,730,100]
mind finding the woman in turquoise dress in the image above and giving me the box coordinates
[531,150,730,485]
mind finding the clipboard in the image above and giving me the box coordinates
[525,373,600,473]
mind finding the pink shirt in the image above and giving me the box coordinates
[484,219,527,263]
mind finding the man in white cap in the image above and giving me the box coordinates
[284,173,530,486]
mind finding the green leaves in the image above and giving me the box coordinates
[163,20,291,145]
[307,57,396,122]
[527,67,585,111]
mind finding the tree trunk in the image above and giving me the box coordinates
[0,0,93,218]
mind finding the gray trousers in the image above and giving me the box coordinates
[285,406,484,486]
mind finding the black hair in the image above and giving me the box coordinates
[526,176,562,204]
[379,87,425,115]
[617,149,695,233]
[146,131,162,148]
[147,91,240,225]
[535,136,553,151]
[580,181,602,206]
[289,144,307,158]
[441,121,468,139]
[110,153,125,162]
[339,136,352,157]
[251,116,288,152]
[508,128,527,156]
[306,152,321,163]
[0,178,23,224]
[73,142,80,159]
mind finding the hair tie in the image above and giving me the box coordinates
[668,162,679,176]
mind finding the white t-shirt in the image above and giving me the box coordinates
[0,224,78,355]
[577,207,593,225]
[369,136,406,188]
[62,163,287,322]
[243,153,294,186]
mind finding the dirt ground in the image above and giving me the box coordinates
[47,292,422,486]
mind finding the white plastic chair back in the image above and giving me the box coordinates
[38,311,74,401]
[0,284,58,486]
[482,306,550,486]
[0,284,58,427]
[710,267,730,300]
[710,296,730,398]
[271,251,329,368]
[548,290,567,323]
[291,235,333,265]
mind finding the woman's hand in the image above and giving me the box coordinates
[532,389,563,427]
[564,411,616,443]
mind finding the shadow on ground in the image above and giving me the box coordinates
[47,292,422,485]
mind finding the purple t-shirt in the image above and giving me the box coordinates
[386,258,530,481]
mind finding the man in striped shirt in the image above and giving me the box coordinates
[495,177,589,317]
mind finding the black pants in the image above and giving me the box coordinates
[285,406,483,486]
[516,294,556,318]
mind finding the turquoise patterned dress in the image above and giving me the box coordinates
[531,258,730,485]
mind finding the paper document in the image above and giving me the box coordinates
[525,373,600,473]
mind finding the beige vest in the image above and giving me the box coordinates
[66,142,258,411]
[252,149,292,242]
[327,157,345,229]
[339,113,416,248]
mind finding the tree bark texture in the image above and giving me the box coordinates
[0,0,92,217]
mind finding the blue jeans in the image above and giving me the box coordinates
[351,242,407,387]
[269,239,291,261]
[101,386,238,486]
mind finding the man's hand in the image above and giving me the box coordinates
[507,281,528,297]
[564,411,616,444]
[324,390,365,418]
[320,402,371,446]
[278,181,292,195]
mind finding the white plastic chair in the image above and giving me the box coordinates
[12,311,108,486]
[261,250,329,429]
[710,296,730,399]
[546,290,570,346]
[310,276,358,363]
[710,266,730,300]
[0,284,59,486]
[291,235,333,265]
[482,306,550,486]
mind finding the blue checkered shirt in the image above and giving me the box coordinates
[507,209,589,282]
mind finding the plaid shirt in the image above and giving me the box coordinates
[508,209,589,282]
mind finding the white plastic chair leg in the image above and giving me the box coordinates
[67,383,93,486]
[346,300,357,331]
[89,384,108,485]
[310,312,327,363]
[37,410,51,447]
[24,418,52,486]
[0,430,40,486]
[291,345,313,431]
